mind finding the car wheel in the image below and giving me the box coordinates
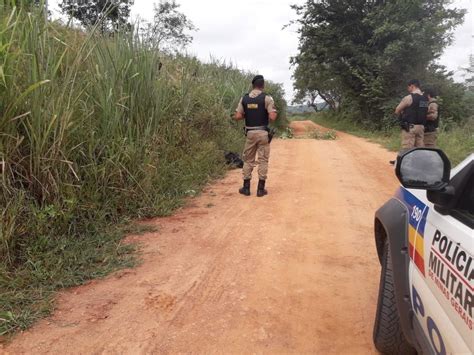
[373,239,416,355]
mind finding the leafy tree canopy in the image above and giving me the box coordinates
[292,0,466,128]
[140,0,196,52]
[60,0,134,33]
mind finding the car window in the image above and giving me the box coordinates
[451,170,474,227]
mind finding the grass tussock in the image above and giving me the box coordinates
[0,6,287,336]
[306,129,337,140]
[279,127,294,140]
[293,112,473,165]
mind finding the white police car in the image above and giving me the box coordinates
[372,149,473,354]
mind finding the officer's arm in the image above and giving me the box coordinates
[234,111,245,121]
[395,95,411,115]
[426,103,438,121]
[266,96,278,122]
[234,99,245,121]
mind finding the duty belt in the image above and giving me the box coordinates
[402,122,422,128]
[245,126,268,131]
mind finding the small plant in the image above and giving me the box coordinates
[280,127,294,139]
[306,129,337,140]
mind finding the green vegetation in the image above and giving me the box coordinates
[279,127,294,140]
[306,129,337,141]
[291,0,472,131]
[290,0,473,165]
[0,6,286,336]
[291,113,473,165]
[59,0,134,33]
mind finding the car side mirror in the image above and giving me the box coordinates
[396,148,451,191]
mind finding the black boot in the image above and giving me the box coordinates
[239,179,251,196]
[257,180,268,197]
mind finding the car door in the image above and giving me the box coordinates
[409,158,473,354]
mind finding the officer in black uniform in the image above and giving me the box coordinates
[423,88,439,148]
[395,79,430,151]
[234,75,278,197]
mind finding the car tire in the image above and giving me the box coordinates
[373,239,417,355]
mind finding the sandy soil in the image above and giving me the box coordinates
[3,121,399,354]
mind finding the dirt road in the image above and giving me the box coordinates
[4,121,399,354]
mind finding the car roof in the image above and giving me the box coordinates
[451,153,474,177]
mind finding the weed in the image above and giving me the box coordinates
[280,127,294,139]
[306,129,337,140]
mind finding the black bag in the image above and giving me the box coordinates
[224,152,244,169]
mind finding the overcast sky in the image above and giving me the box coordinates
[49,0,473,101]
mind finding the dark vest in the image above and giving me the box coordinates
[402,93,429,125]
[425,100,439,132]
[242,93,269,127]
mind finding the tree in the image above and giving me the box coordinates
[141,0,196,51]
[459,54,474,124]
[2,0,44,9]
[291,0,466,128]
[59,0,134,33]
[462,53,474,91]
[292,58,342,110]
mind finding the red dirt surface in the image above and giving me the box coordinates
[289,120,332,137]
[3,121,398,354]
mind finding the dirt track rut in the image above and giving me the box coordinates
[4,121,399,354]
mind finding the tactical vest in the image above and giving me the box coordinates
[402,93,429,125]
[242,93,269,128]
[425,100,439,132]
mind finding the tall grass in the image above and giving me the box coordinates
[0,6,287,335]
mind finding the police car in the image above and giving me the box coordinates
[372,149,473,354]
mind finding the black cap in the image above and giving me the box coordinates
[252,75,264,85]
[407,79,421,87]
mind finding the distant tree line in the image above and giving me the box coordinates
[291,0,472,129]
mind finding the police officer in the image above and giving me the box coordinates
[234,75,278,197]
[395,79,429,151]
[423,88,439,148]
